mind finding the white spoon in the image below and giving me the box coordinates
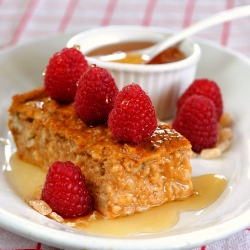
[97,5,250,64]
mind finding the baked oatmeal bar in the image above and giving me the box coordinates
[8,87,193,219]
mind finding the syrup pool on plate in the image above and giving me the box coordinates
[6,153,227,237]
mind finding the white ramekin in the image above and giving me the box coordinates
[67,26,201,120]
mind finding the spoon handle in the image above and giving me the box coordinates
[146,5,250,60]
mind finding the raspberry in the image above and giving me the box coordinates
[108,83,157,144]
[44,47,88,103]
[74,65,119,126]
[41,161,92,218]
[172,95,218,153]
[177,79,223,120]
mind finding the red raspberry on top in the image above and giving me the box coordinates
[74,65,119,126]
[108,83,157,144]
[41,161,92,218]
[177,79,223,121]
[172,95,218,153]
[44,47,88,103]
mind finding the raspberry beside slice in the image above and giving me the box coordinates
[41,161,92,218]
[74,65,119,126]
[108,83,157,144]
[173,94,218,153]
[44,47,88,103]
[177,78,223,121]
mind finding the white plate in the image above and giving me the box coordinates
[0,32,250,250]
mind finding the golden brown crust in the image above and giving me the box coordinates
[8,88,193,218]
